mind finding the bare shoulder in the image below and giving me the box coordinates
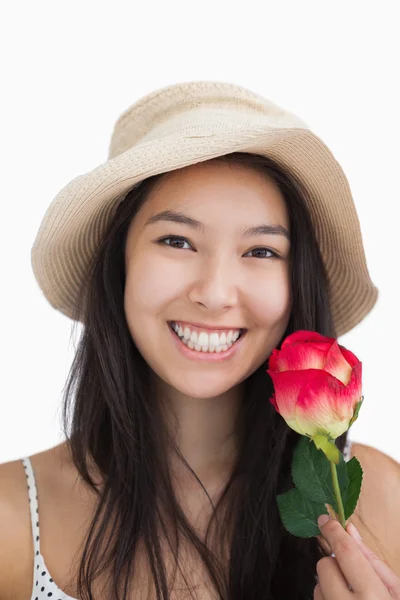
[350,441,400,576]
[0,456,35,600]
[0,445,67,600]
[351,440,399,469]
[350,441,400,501]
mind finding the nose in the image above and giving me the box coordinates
[187,255,239,311]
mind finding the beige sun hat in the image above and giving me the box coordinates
[31,80,378,336]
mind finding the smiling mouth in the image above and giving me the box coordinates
[168,321,246,353]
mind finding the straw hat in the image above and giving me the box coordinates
[31,80,378,336]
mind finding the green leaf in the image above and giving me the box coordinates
[292,437,349,516]
[292,437,334,505]
[276,487,329,538]
[342,456,363,519]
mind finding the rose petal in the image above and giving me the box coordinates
[268,348,281,372]
[295,371,347,437]
[281,330,336,349]
[271,343,328,372]
[267,369,322,435]
[339,346,361,368]
[324,341,353,385]
[295,366,362,438]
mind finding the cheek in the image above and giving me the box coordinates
[124,254,188,315]
[248,270,292,325]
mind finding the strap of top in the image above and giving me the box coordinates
[21,457,41,557]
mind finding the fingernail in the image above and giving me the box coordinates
[318,514,331,528]
[348,522,363,543]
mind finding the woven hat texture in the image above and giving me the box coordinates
[31,80,378,336]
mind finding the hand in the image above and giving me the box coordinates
[314,515,400,598]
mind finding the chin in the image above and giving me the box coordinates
[165,372,246,399]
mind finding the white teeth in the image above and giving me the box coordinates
[209,332,219,346]
[170,322,244,353]
[197,332,209,347]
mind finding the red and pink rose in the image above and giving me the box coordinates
[267,330,362,440]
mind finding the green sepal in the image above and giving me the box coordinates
[312,433,340,464]
[348,397,364,429]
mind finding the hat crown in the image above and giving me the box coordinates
[108,81,309,160]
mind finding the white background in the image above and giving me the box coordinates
[1,1,399,464]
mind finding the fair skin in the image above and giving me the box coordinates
[123,160,292,490]
[316,517,400,598]
[125,159,400,596]
[0,160,399,599]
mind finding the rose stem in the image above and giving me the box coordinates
[330,460,346,528]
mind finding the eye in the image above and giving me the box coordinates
[244,247,279,259]
[157,235,193,250]
[157,237,279,258]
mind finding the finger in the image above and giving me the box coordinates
[316,556,354,598]
[318,517,387,595]
[346,522,400,597]
[317,534,333,556]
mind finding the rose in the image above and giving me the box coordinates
[267,330,363,444]
[267,331,364,536]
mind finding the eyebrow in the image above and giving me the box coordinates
[144,210,290,240]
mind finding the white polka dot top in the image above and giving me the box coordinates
[21,456,78,600]
[21,437,352,600]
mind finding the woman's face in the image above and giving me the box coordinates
[124,160,292,399]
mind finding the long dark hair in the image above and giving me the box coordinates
[61,152,349,599]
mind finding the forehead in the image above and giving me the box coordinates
[142,160,289,223]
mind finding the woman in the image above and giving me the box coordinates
[0,81,399,599]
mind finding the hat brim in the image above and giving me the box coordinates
[31,125,378,336]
